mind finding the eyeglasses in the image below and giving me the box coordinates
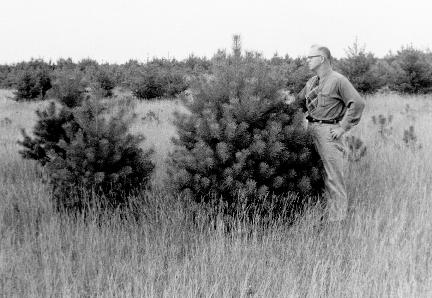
[306,55,323,60]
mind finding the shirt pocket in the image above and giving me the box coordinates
[318,92,332,107]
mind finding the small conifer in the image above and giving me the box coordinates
[169,36,324,217]
[94,68,116,97]
[15,69,52,101]
[19,78,154,210]
[49,70,87,108]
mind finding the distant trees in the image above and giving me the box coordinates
[386,47,432,93]
[1,44,432,98]
[183,54,211,75]
[336,40,382,94]
[48,70,87,108]
[131,66,188,100]
[93,67,116,97]
[335,41,432,94]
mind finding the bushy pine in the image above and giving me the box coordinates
[49,70,87,108]
[19,92,154,210]
[169,37,324,217]
[389,47,432,93]
[19,102,76,166]
[132,68,165,99]
[183,54,212,75]
[0,65,15,88]
[132,66,188,100]
[55,58,76,71]
[19,70,88,167]
[94,68,116,97]
[161,70,188,97]
[283,58,313,94]
[14,69,52,100]
[15,71,40,100]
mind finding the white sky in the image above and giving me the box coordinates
[1,0,431,64]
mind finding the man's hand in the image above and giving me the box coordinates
[330,126,345,140]
[283,93,295,105]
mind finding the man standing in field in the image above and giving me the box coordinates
[296,45,365,222]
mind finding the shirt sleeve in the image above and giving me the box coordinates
[298,85,306,100]
[292,86,307,112]
[338,77,366,131]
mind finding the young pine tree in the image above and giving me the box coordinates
[93,67,116,97]
[15,69,52,101]
[19,89,154,210]
[336,39,381,94]
[169,36,324,217]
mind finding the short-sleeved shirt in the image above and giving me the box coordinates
[297,70,365,131]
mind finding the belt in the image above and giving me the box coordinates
[306,116,339,124]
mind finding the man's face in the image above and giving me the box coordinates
[306,48,324,72]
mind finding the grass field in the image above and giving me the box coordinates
[0,89,431,297]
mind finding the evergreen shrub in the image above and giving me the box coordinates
[169,37,324,218]
[132,67,188,100]
[132,69,165,100]
[14,69,52,101]
[184,54,212,75]
[336,41,382,93]
[94,68,116,97]
[15,71,39,100]
[49,70,87,108]
[19,94,154,210]
[284,59,312,94]
[389,47,432,93]
[0,65,15,88]
[161,70,188,97]
[19,102,76,166]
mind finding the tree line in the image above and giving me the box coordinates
[2,42,432,102]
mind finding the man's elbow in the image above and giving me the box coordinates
[347,96,365,111]
[356,96,366,114]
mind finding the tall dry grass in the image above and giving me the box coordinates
[0,90,431,297]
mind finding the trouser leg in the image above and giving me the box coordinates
[310,123,347,222]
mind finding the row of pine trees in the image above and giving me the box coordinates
[2,39,432,102]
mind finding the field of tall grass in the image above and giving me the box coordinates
[0,89,431,297]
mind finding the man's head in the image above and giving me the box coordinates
[306,45,332,72]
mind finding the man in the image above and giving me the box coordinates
[296,45,365,222]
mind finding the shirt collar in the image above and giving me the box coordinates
[318,68,332,81]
